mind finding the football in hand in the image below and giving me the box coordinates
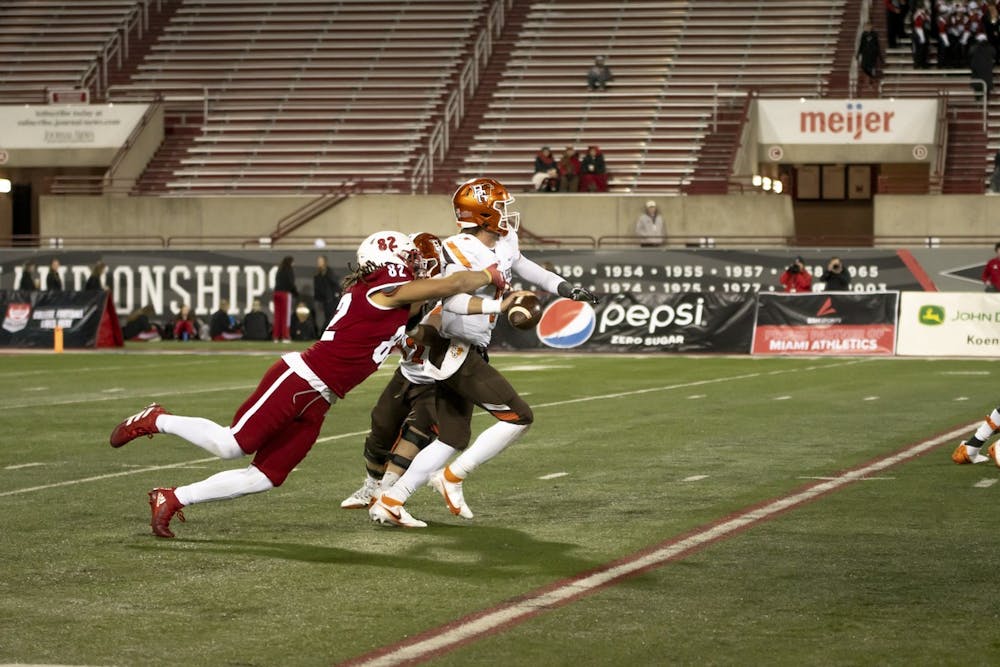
[507,293,543,330]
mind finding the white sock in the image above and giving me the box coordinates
[974,409,1000,442]
[384,440,456,504]
[380,470,400,491]
[174,465,273,506]
[156,414,244,459]
[448,422,529,479]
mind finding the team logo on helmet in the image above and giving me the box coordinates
[536,298,596,349]
[471,184,490,203]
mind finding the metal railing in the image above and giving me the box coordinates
[410,0,512,194]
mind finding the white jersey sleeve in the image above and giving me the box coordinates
[439,232,517,348]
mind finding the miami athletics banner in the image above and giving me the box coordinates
[0,290,123,348]
[752,292,899,355]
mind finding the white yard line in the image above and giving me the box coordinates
[342,423,974,667]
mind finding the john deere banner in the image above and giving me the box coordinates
[493,292,756,353]
[0,290,122,348]
[752,292,899,355]
[897,291,1000,357]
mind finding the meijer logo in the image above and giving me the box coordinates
[799,102,895,141]
[919,305,944,325]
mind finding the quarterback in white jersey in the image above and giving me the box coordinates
[369,177,599,527]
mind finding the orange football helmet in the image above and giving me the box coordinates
[410,232,443,278]
[452,177,520,236]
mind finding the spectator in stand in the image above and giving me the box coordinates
[937,4,956,69]
[85,261,107,291]
[173,304,199,342]
[18,261,38,291]
[780,257,813,293]
[579,145,609,192]
[990,149,1000,193]
[635,200,665,247]
[985,2,1000,64]
[970,32,996,100]
[243,298,271,341]
[210,299,243,341]
[313,255,340,329]
[557,146,581,194]
[46,258,63,292]
[586,55,613,91]
[122,305,162,342]
[820,257,852,291]
[886,0,909,49]
[981,241,1000,291]
[290,302,318,341]
[272,255,297,343]
[531,146,559,192]
[913,5,931,68]
[858,22,884,91]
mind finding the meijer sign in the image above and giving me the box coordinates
[758,99,937,145]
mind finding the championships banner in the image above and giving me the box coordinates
[0,290,122,348]
[493,292,756,353]
[0,248,929,322]
[752,292,899,355]
[897,291,1000,357]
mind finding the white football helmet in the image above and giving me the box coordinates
[356,231,417,275]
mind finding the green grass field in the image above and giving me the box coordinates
[2,345,999,666]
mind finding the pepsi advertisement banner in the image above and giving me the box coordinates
[0,289,122,348]
[494,292,756,353]
[752,292,899,356]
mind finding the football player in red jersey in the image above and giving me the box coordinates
[108,231,508,538]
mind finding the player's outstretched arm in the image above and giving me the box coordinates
[377,264,507,308]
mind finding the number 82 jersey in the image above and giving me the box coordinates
[298,264,414,399]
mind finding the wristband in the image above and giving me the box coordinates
[480,298,502,314]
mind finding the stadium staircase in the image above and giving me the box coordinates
[873,9,991,194]
[430,0,535,193]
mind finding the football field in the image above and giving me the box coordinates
[2,346,999,665]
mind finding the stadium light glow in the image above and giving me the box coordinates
[752,174,762,187]
[0,179,11,194]
[761,177,772,191]
[773,180,783,194]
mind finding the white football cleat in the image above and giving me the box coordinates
[340,476,380,509]
[369,496,427,528]
[430,469,474,519]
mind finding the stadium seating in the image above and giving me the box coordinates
[0,0,151,102]
[108,0,489,194]
[451,0,845,193]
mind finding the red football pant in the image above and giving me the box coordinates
[230,359,330,486]
[272,290,292,341]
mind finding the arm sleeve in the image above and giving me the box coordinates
[512,254,566,294]
[443,292,474,314]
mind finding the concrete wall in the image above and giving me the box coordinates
[874,194,1000,238]
[39,192,795,245]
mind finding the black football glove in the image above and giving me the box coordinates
[557,281,600,304]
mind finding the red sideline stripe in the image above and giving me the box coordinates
[338,421,974,667]
[896,248,937,291]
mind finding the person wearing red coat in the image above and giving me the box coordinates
[982,242,1000,291]
[780,257,813,293]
